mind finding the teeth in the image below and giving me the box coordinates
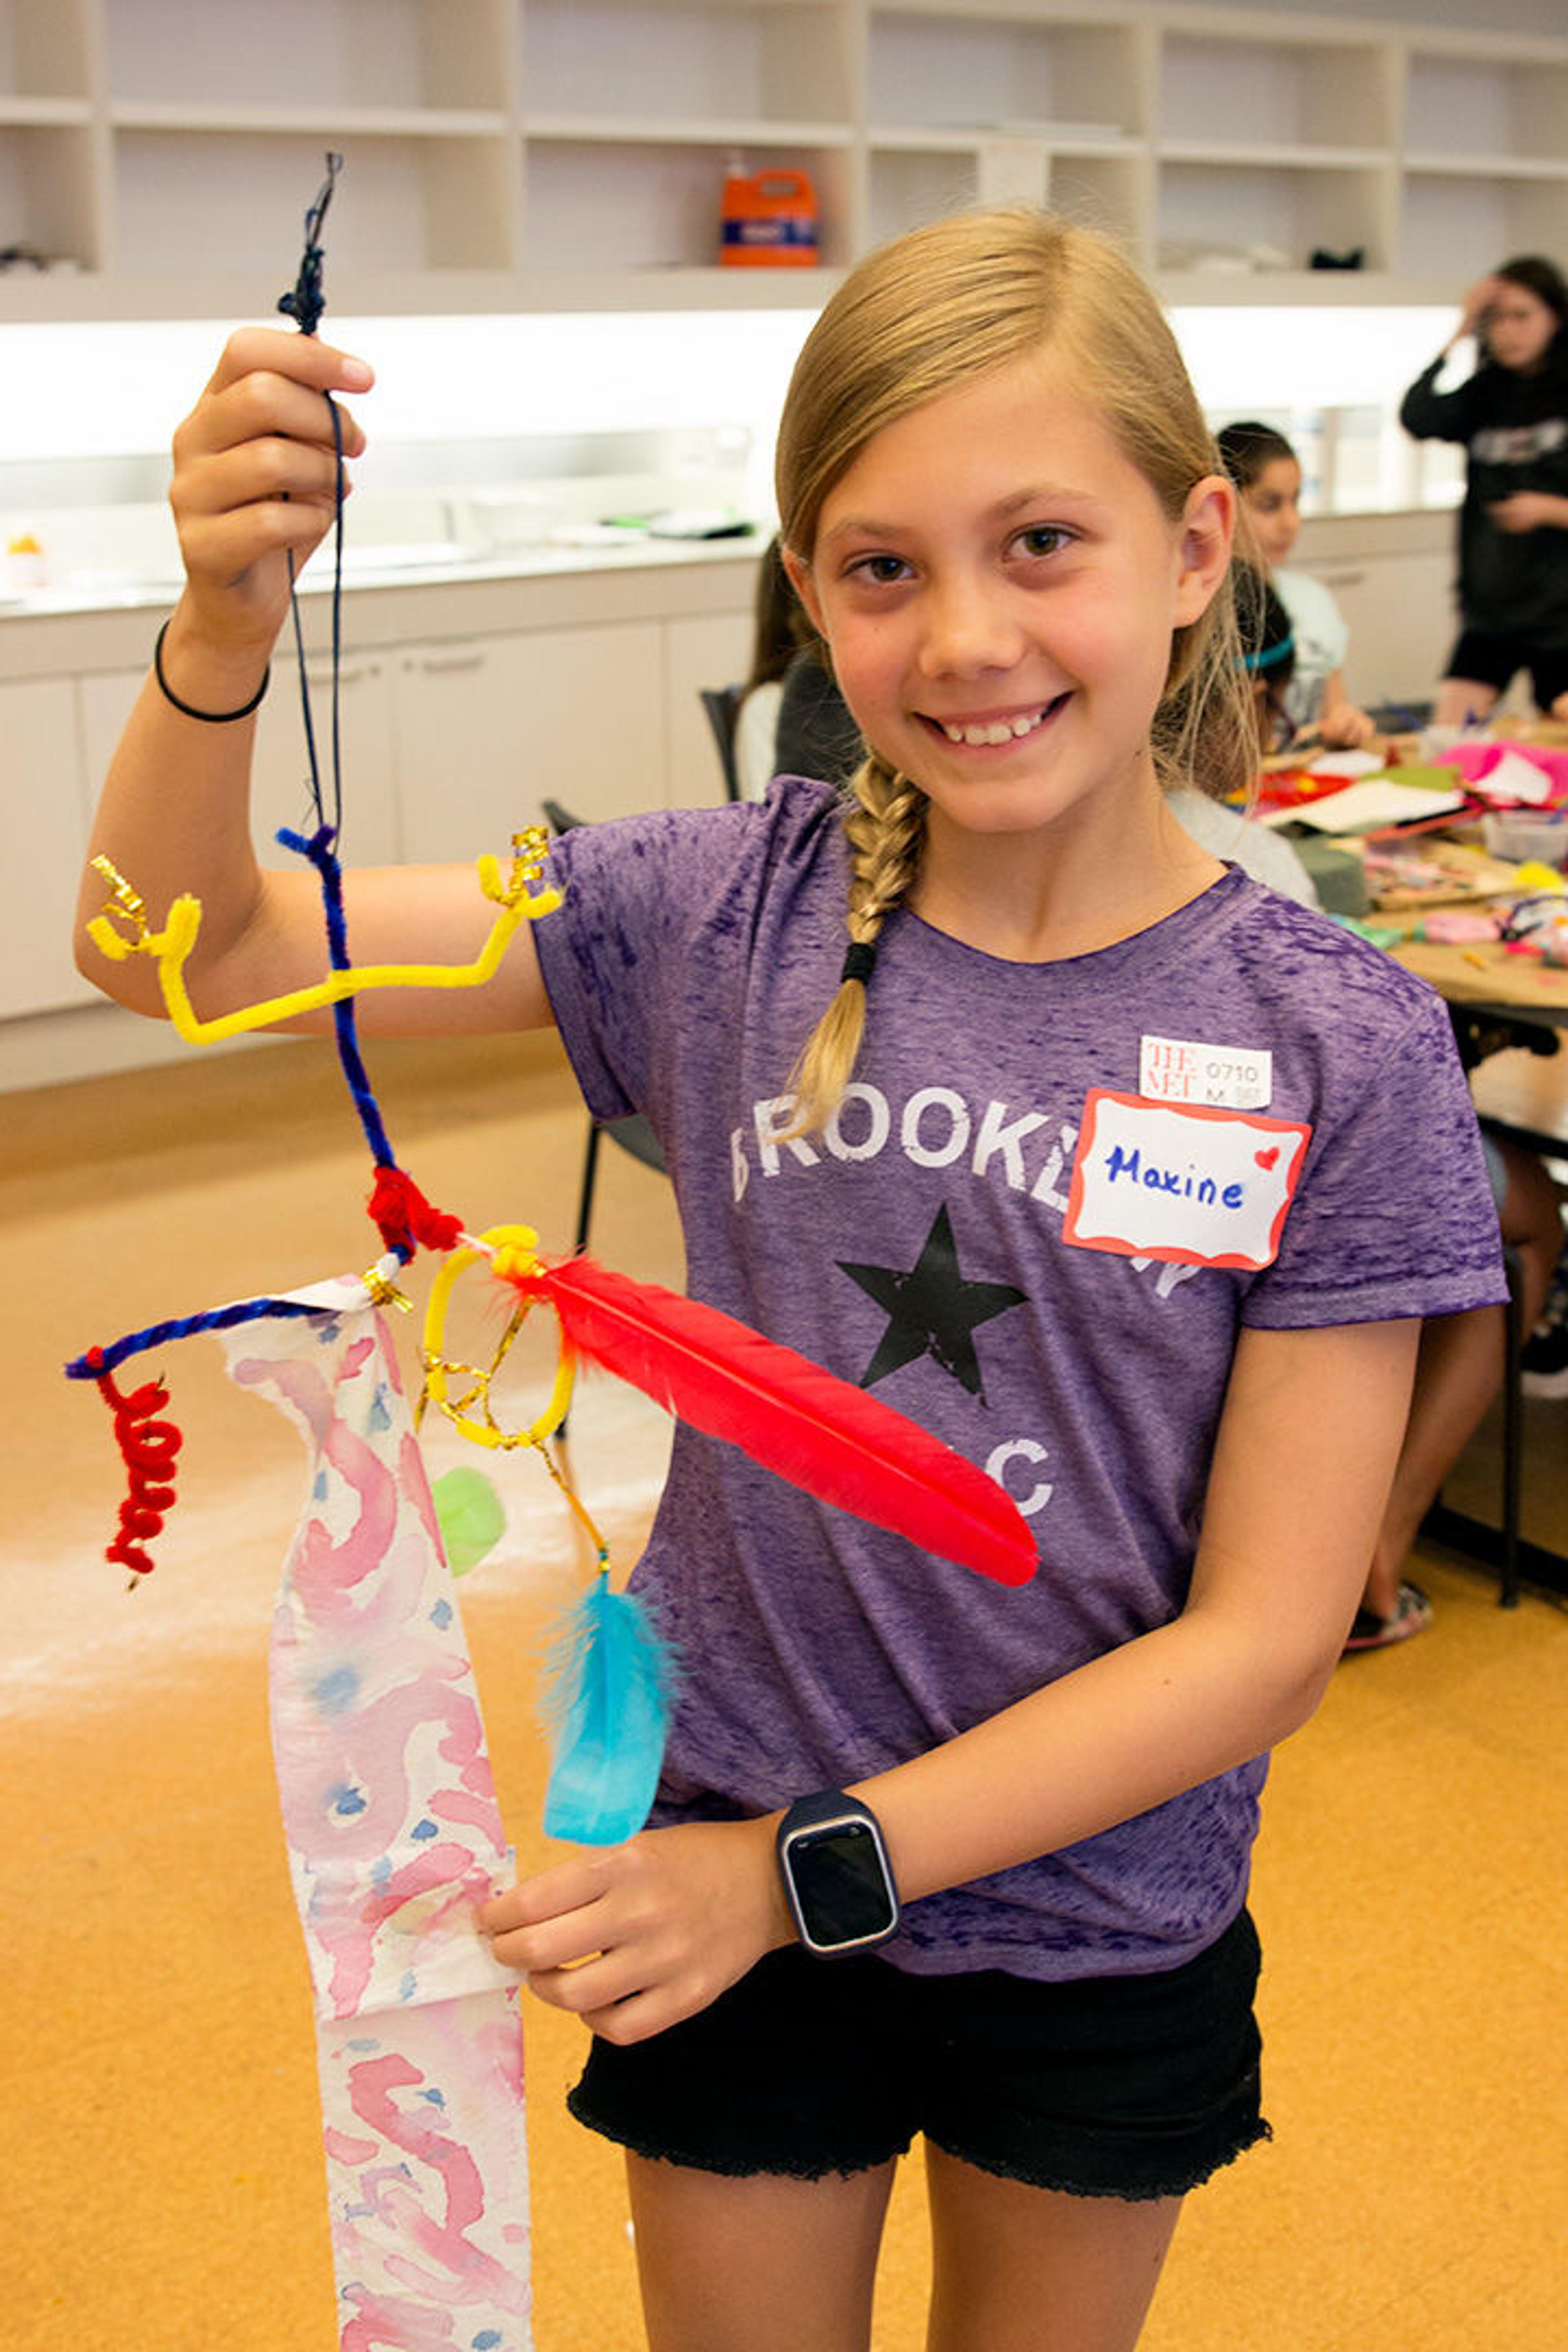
[940,708,1049,746]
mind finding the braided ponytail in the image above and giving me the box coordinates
[784,754,928,1136]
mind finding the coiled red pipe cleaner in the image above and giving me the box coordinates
[87,1349,184,1579]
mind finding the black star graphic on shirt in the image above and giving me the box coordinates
[838,1203,1027,1404]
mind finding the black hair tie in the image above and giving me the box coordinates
[840,940,878,987]
[153,619,270,723]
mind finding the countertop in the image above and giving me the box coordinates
[0,529,765,682]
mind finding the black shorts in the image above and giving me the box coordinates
[1446,628,1568,714]
[568,1907,1268,2203]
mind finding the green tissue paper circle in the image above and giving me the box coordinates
[431,1464,506,1576]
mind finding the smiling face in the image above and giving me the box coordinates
[786,345,1232,852]
[1241,454,1302,570]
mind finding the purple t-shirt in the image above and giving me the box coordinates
[534,778,1504,1979]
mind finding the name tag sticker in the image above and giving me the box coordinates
[1139,1034,1273,1111]
[1064,1090,1312,1271]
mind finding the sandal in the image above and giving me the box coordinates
[1343,1581,1433,1655]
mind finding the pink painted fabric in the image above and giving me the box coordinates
[225,1302,532,2350]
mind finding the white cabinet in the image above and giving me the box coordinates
[1287,513,1458,715]
[5,0,1568,320]
[0,675,92,1013]
[252,652,403,869]
[392,622,667,858]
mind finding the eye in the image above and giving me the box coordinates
[1009,523,1072,561]
[844,552,912,586]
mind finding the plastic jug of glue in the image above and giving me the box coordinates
[720,160,818,267]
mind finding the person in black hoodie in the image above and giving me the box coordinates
[1401,255,1568,726]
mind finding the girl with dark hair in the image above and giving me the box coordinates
[1215,419,1376,749]
[1401,255,1568,725]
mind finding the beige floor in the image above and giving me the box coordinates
[5,1037,1566,2351]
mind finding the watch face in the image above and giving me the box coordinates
[787,1820,897,1949]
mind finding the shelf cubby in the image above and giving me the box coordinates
[0,0,92,103]
[1158,158,1397,276]
[866,6,1149,142]
[519,0,856,131]
[1160,29,1398,155]
[103,0,514,115]
[522,131,853,271]
[1402,45,1568,172]
[109,127,519,277]
[1397,167,1568,283]
[0,120,99,269]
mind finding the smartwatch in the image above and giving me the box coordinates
[776,1790,900,1957]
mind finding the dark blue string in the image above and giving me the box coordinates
[284,392,345,846]
[273,151,405,1227]
[65,1297,323,1382]
[276,151,341,336]
[62,152,406,1397]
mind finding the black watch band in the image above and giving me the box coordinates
[776,1789,900,1958]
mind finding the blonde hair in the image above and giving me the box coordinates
[776,205,1252,1133]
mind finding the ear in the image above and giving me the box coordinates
[780,543,829,640]
[1172,475,1236,628]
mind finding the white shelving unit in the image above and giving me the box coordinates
[2,0,1566,318]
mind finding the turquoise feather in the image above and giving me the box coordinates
[539,1567,673,1845]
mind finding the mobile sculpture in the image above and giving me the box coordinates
[64,157,1036,2350]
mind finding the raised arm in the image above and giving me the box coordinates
[1399,277,1497,443]
[74,328,554,1039]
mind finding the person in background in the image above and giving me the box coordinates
[1348,1128,1563,1649]
[734,533,862,800]
[1399,256,1568,728]
[1216,420,1377,750]
[1520,1218,1568,1398]
[90,206,1503,2351]
[1166,564,1317,906]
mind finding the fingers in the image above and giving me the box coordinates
[169,330,375,634]
[202,324,374,406]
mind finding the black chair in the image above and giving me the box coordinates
[699,684,744,801]
[539,799,669,1261]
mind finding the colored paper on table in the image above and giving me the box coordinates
[222,1305,532,2351]
[1265,779,1465,833]
[1470,750,1556,808]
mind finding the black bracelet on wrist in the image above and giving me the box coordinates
[152,619,270,724]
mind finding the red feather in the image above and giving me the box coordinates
[501,1254,1036,1588]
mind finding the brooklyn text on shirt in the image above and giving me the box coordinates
[733,1081,1224,1301]
[1065,1092,1312,1272]
[1138,1033,1273,1111]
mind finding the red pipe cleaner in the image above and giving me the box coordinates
[87,1349,184,1578]
[368,1164,463,1261]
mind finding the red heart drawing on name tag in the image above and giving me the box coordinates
[1255,1147,1280,1169]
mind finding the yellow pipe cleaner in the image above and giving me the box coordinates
[87,836,561,1046]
